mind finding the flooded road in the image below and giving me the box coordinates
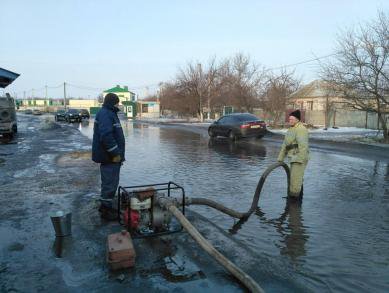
[79,119,389,292]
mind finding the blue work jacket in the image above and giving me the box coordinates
[92,104,125,163]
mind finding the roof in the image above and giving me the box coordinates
[104,85,134,94]
[0,67,20,88]
[104,86,128,93]
[289,80,336,99]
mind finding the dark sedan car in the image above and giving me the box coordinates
[80,109,90,119]
[64,109,82,123]
[208,113,267,140]
[54,109,66,121]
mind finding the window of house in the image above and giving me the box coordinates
[142,104,148,113]
[307,101,313,110]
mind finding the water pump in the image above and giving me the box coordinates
[118,182,185,238]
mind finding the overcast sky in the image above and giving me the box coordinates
[1,0,388,99]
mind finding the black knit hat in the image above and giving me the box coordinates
[289,109,301,121]
[103,93,120,106]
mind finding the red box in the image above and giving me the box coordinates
[107,230,136,270]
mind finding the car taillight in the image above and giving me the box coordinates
[240,124,250,129]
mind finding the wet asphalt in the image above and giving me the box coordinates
[1,114,297,293]
[1,114,388,293]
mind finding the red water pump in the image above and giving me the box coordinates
[118,182,185,238]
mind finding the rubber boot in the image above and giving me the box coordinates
[98,199,118,221]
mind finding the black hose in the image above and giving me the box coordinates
[186,162,290,219]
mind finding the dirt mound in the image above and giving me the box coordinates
[40,117,61,131]
[56,151,92,167]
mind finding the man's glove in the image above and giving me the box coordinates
[112,155,121,163]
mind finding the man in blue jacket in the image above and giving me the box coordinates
[92,93,125,220]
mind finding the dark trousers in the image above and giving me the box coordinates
[100,163,121,207]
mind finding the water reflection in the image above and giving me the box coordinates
[230,200,308,264]
[136,237,206,283]
[256,200,308,263]
[386,164,389,181]
[53,236,73,258]
[208,138,267,161]
[276,201,308,263]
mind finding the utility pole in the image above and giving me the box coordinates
[23,91,26,100]
[197,63,203,122]
[63,82,67,110]
[207,73,211,120]
[45,85,48,99]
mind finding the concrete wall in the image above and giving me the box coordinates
[304,109,388,130]
[253,106,388,130]
[68,99,99,109]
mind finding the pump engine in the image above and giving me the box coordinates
[118,182,185,237]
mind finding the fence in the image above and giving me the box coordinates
[305,109,388,130]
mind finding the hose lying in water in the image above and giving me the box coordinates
[185,162,290,220]
[157,196,265,293]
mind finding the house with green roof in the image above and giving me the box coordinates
[103,85,136,105]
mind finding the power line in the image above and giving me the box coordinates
[9,53,340,97]
[67,83,104,91]
[265,53,339,72]
[47,83,63,89]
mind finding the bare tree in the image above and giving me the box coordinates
[222,53,264,113]
[260,69,300,126]
[321,10,389,142]
[174,57,226,121]
[159,82,197,117]
[160,53,266,118]
[175,62,205,120]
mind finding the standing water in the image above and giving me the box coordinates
[80,119,389,292]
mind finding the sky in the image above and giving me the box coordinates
[1,0,388,99]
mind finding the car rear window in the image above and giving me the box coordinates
[235,114,259,121]
[68,109,79,113]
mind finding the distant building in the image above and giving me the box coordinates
[288,80,386,129]
[68,99,99,109]
[122,101,137,119]
[103,85,136,105]
[137,101,160,119]
[17,98,62,108]
[288,80,345,112]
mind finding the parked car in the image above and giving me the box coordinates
[32,109,42,115]
[24,109,33,114]
[54,109,66,121]
[208,113,267,140]
[80,109,90,119]
[64,108,82,123]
